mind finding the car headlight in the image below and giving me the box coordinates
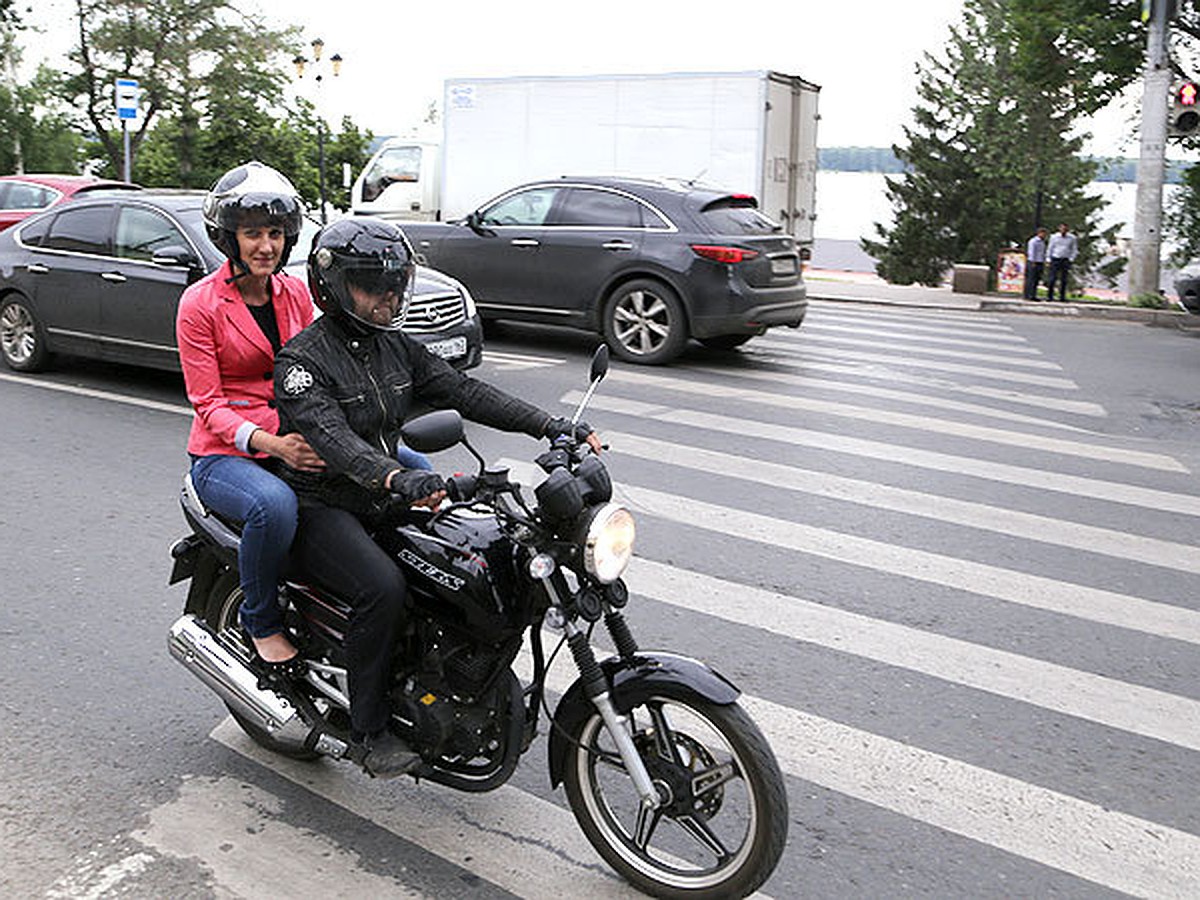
[581,503,636,583]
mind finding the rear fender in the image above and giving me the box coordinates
[547,651,740,788]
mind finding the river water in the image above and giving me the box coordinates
[814,170,1180,247]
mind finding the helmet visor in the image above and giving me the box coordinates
[341,253,415,330]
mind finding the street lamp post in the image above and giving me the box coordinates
[292,39,343,225]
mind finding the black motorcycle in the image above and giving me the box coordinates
[167,347,788,899]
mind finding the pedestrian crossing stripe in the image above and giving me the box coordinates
[596,370,1181,471]
[572,392,1200,517]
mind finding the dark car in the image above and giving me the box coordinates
[399,176,807,365]
[0,174,140,231]
[1173,260,1200,314]
[0,191,482,374]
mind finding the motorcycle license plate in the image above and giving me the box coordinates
[424,336,467,360]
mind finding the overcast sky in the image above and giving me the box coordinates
[30,0,1148,155]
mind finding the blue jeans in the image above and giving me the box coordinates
[189,454,298,639]
[395,443,432,471]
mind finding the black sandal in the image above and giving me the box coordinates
[242,628,308,682]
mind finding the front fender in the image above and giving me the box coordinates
[547,651,740,788]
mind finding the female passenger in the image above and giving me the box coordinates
[176,161,324,675]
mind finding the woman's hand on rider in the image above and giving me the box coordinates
[252,430,326,472]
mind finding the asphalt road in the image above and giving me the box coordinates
[2,304,1199,898]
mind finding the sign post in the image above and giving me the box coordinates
[114,78,139,182]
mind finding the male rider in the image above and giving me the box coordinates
[273,218,598,777]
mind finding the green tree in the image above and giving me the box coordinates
[64,0,296,178]
[864,0,1143,288]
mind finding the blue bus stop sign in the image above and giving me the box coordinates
[115,78,139,120]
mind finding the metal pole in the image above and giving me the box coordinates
[1129,0,1171,299]
[317,123,327,225]
[122,120,131,183]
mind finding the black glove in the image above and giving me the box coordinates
[388,469,447,503]
[544,416,593,445]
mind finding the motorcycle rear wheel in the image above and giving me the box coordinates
[203,572,321,761]
[562,686,787,899]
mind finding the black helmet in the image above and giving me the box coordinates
[307,218,416,333]
[203,161,303,273]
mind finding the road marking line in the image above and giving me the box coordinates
[507,455,1200,644]
[0,371,191,415]
[622,556,1200,751]
[132,775,430,898]
[802,320,1037,349]
[806,301,1010,330]
[753,357,1108,416]
[602,370,1180,471]
[573,393,1200,516]
[605,432,1200,573]
[768,331,1062,368]
[210,720,643,900]
[45,850,156,900]
[518,641,1200,898]
[684,363,1098,431]
[796,344,1079,388]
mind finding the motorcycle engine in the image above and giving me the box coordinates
[392,622,519,761]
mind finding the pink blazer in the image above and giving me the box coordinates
[177,260,314,458]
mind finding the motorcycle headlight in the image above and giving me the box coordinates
[580,503,636,584]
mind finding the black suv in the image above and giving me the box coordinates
[400,177,807,365]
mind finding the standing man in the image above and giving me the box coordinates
[1024,227,1048,300]
[1046,222,1078,302]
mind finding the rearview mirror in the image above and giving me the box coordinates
[401,409,464,454]
[590,344,609,383]
[465,210,494,237]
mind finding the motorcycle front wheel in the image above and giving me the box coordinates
[562,686,788,899]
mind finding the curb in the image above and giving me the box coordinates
[979,298,1200,328]
[810,290,1200,330]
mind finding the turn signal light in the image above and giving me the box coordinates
[690,244,760,264]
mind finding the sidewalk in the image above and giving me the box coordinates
[804,267,1200,328]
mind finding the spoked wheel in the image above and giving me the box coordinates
[603,278,688,366]
[0,295,50,372]
[202,572,322,760]
[563,687,788,899]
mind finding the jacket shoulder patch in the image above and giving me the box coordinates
[282,363,314,395]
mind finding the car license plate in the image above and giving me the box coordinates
[425,335,467,359]
[771,256,798,276]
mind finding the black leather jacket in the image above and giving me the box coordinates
[274,315,552,517]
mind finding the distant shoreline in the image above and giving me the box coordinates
[819,147,1189,184]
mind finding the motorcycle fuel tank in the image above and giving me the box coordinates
[379,509,521,635]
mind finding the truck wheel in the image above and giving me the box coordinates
[603,279,688,366]
[0,295,51,372]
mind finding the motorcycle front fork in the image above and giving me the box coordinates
[544,594,663,822]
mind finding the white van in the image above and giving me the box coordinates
[349,138,441,221]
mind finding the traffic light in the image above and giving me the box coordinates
[1170,81,1200,137]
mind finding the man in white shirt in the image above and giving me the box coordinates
[1024,227,1048,300]
[1046,223,1078,302]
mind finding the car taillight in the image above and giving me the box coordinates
[690,244,760,264]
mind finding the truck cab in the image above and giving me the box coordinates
[350,138,441,221]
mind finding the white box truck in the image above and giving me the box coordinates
[350,70,820,245]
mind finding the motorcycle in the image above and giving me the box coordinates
[167,346,788,899]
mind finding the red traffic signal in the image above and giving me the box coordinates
[1171,82,1200,136]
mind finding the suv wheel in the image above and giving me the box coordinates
[0,295,50,372]
[603,279,687,366]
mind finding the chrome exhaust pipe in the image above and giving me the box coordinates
[168,614,317,752]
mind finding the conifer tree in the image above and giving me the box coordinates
[864,0,1142,288]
